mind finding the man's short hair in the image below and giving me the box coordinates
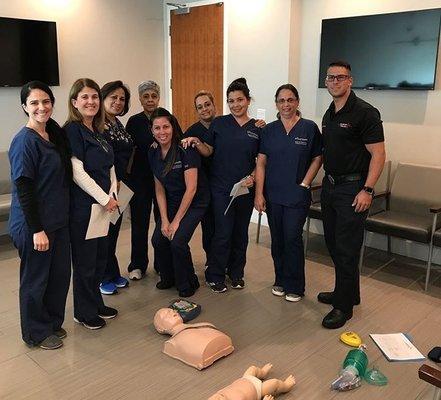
[328,60,351,72]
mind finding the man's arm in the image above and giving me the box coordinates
[352,141,386,213]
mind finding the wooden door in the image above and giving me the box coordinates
[170,3,223,131]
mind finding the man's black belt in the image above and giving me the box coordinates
[326,173,364,185]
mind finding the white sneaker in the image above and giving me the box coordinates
[129,269,143,281]
[285,293,302,302]
[271,286,285,297]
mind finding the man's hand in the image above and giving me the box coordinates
[352,190,372,213]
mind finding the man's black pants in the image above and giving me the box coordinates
[320,177,368,313]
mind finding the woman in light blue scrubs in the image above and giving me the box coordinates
[9,81,72,349]
[255,84,322,302]
[65,78,119,330]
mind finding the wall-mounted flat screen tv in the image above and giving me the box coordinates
[0,17,59,87]
[319,9,441,90]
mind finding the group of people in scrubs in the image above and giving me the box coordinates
[8,75,323,350]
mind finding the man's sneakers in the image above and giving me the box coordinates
[128,269,143,281]
[113,276,129,288]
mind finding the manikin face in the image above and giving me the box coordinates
[195,95,216,123]
[275,88,299,119]
[72,86,100,120]
[139,89,160,114]
[152,116,173,147]
[227,90,250,119]
[23,89,53,125]
[104,87,126,117]
[325,66,353,99]
[154,308,183,333]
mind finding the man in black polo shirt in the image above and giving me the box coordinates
[319,61,386,329]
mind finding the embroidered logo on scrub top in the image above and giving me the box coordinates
[246,130,259,140]
[339,122,352,129]
[294,137,308,146]
[172,160,182,170]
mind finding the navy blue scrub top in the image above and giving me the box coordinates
[148,145,209,210]
[203,114,261,194]
[65,121,114,220]
[126,111,154,184]
[184,121,212,176]
[259,118,323,208]
[103,117,133,183]
[8,127,69,235]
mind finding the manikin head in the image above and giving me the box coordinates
[154,308,184,334]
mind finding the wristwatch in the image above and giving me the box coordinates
[363,186,374,196]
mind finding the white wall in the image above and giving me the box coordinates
[295,0,441,264]
[0,0,165,151]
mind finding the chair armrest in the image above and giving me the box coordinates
[373,191,390,199]
[430,205,441,213]
[419,364,441,389]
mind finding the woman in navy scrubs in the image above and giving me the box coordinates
[125,80,160,281]
[99,80,133,295]
[255,84,322,302]
[9,81,72,349]
[185,78,260,293]
[148,108,209,297]
[65,78,119,330]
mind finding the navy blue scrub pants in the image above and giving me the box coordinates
[151,206,206,292]
[128,180,159,274]
[201,202,215,266]
[70,219,107,321]
[321,177,367,313]
[12,226,71,345]
[102,213,123,283]
[205,190,254,284]
[266,202,308,295]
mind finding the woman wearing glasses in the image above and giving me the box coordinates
[254,84,322,303]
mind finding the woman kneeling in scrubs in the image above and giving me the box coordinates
[149,108,209,297]
[9,81,72,349]
[185,78,261,293]
[65,78,119,330]
[255,84,322,302]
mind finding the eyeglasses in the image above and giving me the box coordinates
[325,74,350,82]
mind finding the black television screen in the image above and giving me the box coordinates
[319,9,441,90]
[0,17,59,87]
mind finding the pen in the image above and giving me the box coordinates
[112,192,121,215]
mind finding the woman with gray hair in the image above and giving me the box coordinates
[125,80,161,281]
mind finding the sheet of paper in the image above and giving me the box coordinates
[224,178,250,215]
[256,108,266,121]
[370,333,425,362]
[86,204,111,240]
[110,182,134,225]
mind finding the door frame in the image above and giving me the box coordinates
[163,0,228,115]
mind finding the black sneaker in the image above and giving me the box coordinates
[231,279,245,289]
[39,335,63,350]
[207,282,227,293]
[179,287,196,297]
[54,328,67,339]
[98,306,118,319]
[74,316,106,330]
[156,280,174,290]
